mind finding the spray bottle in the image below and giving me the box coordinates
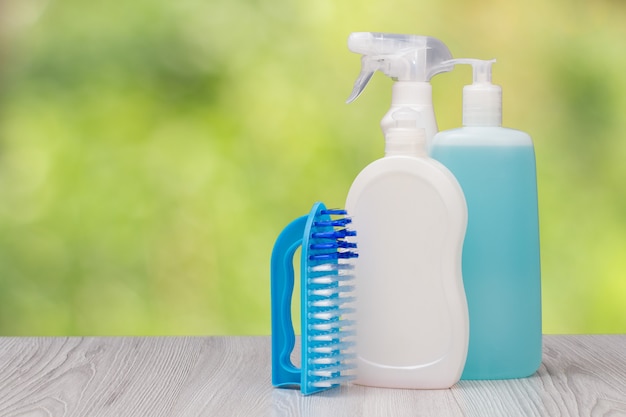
[431,59,542,380]
[346,32,455,147]
[345,34,469,388]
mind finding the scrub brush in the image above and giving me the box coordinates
[271,202,358,395]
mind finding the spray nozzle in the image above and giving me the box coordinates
[346,32,454,103]
[443,58,502,127]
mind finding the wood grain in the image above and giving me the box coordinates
[0,335,624,416]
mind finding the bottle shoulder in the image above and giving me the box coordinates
[351,156,459,186]
[347,156,467,210]
[433,126,533,147]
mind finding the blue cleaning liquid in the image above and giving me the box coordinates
[431,142,542,380]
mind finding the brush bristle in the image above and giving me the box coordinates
[303,207,357,394]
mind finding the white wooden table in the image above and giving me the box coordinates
[0,335,624,416]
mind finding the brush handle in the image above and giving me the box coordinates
[270,215,307,388]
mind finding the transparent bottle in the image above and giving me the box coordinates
[431,59,542,380]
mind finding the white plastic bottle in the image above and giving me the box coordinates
[346,108,469,389]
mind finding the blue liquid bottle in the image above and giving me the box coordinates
[431,59,541,379]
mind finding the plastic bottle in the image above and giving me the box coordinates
[345,106,469,389]
[431,59,542,380]
[346,32,455,148]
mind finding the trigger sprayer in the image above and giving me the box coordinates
[346,32,455,147]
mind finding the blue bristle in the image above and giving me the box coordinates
[309,262,354,272]
[309,307,355,320]
[309,274,354,285]
[309,252,359,261]
[310,241,357,250]
[311,229,357,240]
[320,209,347,216]
[309,374,355,388]
[313,218,352,227]
[309,320,356,333]
[308,285,356,297]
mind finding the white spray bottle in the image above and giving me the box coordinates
[345,103,469,388]
[346,32,455,147]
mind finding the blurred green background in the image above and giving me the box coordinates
[1,0,625,335]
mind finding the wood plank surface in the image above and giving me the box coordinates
[0,335,624,416]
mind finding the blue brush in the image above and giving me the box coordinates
[271,202,358,395]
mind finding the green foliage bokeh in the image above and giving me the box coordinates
[1,0,625,335]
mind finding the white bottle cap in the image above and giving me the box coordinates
[385,108,427,157]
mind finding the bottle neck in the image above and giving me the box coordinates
[462,84,502,127]
[382,82,439,148]
[385,130,427,157]
[391,81,433,106]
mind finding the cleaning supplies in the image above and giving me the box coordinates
[271,202,358,395]
[345,105,469,389]
[346,32,455,147]
[431,59,542,380]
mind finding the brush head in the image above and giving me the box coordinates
[300,202,358,395]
